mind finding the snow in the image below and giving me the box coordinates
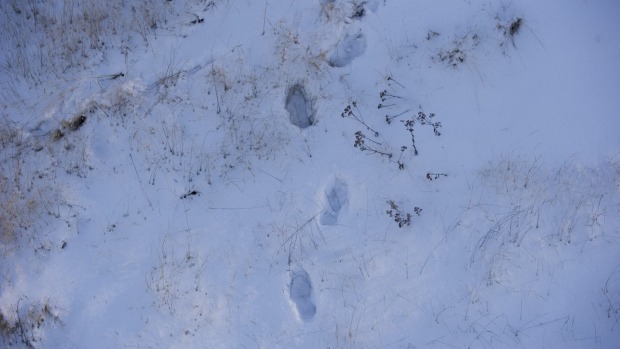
[1,0,619,348]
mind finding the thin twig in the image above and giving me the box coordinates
[129,153,152,207]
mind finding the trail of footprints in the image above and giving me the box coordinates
[288,177,349,321]
[287,1,367,322]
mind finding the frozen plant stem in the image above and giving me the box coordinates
[342,101,380,137]
[401,111,443,156]
[417,111,442,136]
[402,119,419,156]
[354,131,393,159]
[426,172,448,181]
[387,76,405,88]
[379,90,403,101]
[385,109,410,124]
[396,146,407,170]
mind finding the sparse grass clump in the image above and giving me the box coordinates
[0,309,17,344]
[509,18,522,36]
[0,299,61,348]
[496,16,529,51]
[497,17,523,47]
[435,33,479,68]
[0,121,66,251]
[0,129,36,246]
[0,182,38,246]
[0,0,172,84]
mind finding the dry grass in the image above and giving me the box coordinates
[0,128,34,247]
[0,121,63,254]
[0,298,61,348]
[0,0,169,84]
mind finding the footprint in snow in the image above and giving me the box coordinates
[289,267,316,321]
[285,84,315,129]
[328,31,367,67]
[320,177,348,225]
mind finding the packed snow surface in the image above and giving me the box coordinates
[1,0,619,348]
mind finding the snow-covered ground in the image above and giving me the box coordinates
[1,0,619,348]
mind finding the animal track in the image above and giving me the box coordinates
[289,267,316,321]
